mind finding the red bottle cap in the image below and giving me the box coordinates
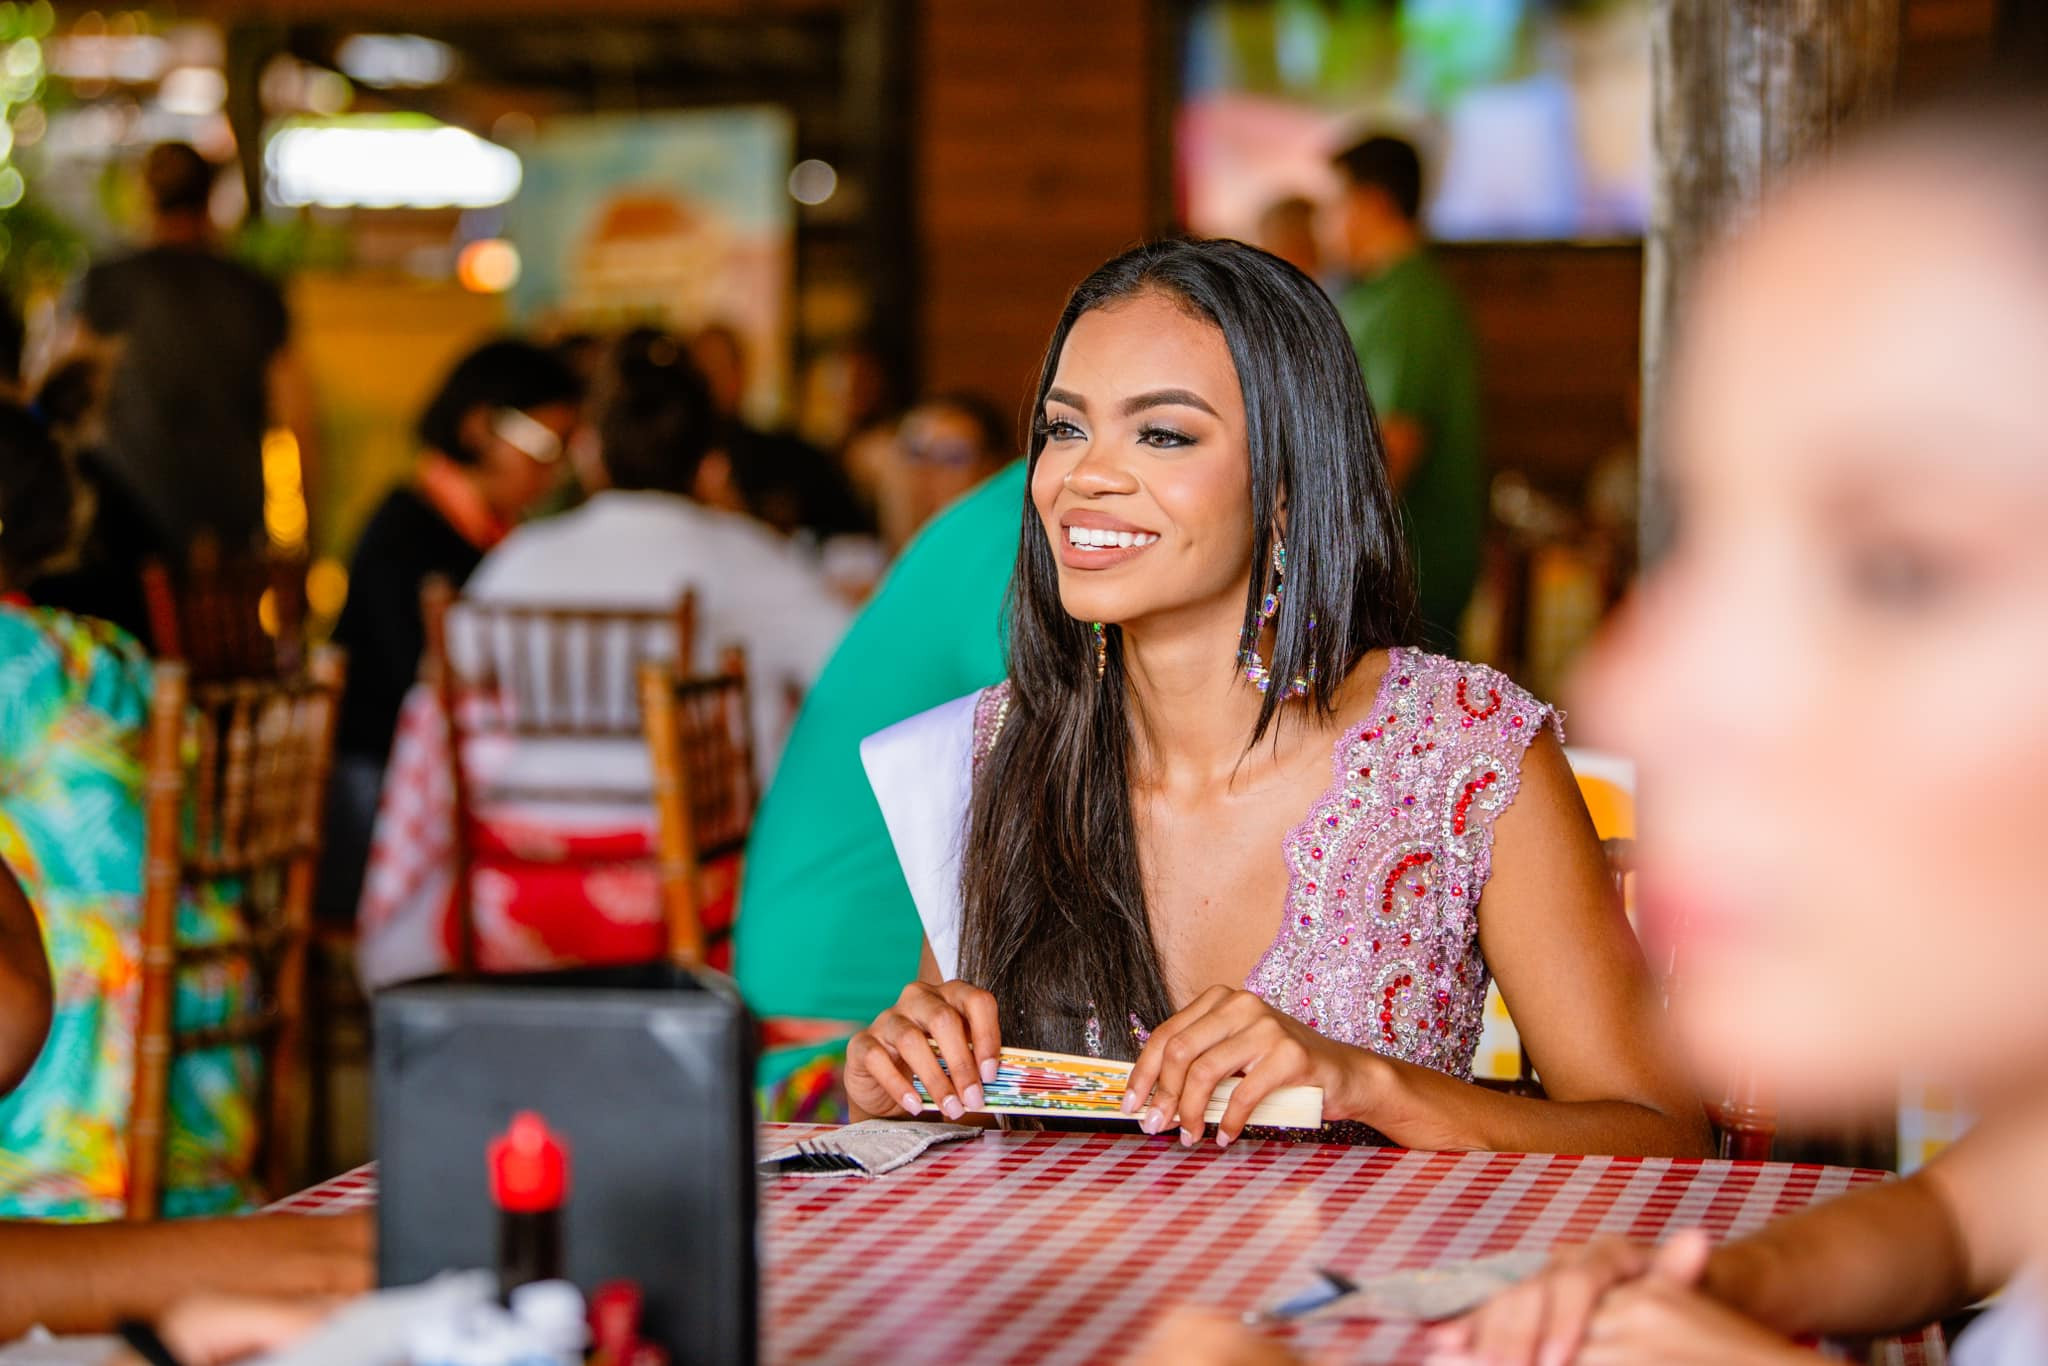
[589,1279,643,1359]
[489,1111,570,1213]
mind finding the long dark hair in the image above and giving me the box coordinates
[959,238,1417,1056]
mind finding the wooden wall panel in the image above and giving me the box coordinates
[1438,245,1642,497]
[915,0,1161,421]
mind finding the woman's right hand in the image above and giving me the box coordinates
[845,980,1002,1121]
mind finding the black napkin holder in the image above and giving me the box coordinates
[373,962,756,1364]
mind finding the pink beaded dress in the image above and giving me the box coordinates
[974,649,1555,1073]
[864,647,1558,1144]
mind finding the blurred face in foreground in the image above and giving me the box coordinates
[1586,151,2048,1112]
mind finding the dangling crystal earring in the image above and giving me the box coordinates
[1241,540,1315,699]
[1092,621,1107,681]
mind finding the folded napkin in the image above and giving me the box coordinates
[1258,1252,1550,1324]
[758,1120,981,1178]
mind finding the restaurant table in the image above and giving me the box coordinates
[270,1123,1945,1365]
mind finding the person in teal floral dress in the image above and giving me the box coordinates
[0,403,256,1219]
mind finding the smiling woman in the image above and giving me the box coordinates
[849,239,1709,1158]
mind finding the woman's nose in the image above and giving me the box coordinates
[1064,439,1137,495]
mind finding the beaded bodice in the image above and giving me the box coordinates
[1244,649,1556,1079]
[970,648,1557,1084]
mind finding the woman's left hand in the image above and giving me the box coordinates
[1121,986,1372,1146]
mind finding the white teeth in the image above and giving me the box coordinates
[1066,526,1160,549]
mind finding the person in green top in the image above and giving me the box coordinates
[1331,134,1484,651]
[734,459,1025,1118]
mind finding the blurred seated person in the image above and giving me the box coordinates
[354,336,851,987]
[735,457,1022,1120]
[465,330,853,778]
[1254,194,1326,286]
[22,356,164,643]
[689,322,874,544]
[873,393,1013,555]
[0,406,262,1218]
[321,340,581,923]
[847,240,1706,1158]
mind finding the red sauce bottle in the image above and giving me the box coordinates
[488,1111,570,1301]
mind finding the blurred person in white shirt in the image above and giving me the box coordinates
[463,331,853,792]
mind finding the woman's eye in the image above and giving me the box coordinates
[1843,541,1956,610]
[1035,418,1083,443]
[1137,425,1194,449]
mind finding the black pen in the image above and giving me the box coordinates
[115,1318,185,1366]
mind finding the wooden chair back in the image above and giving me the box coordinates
[127,648,346,1220]
[420,579,697,973]
[142,536,308,682]
[638,657,759,969]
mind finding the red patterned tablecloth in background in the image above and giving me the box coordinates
[273,1124,1944,1366]
[354,683,733,988]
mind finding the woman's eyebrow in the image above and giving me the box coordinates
[1121,388,1219,418]
[1044,386,1088,412]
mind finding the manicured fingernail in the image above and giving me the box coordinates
[1216,1130,1233,1149]
[1119,1089,1140,1115]
[1180,1126,1199,1148]
[964,1084,986,1111]
[980,1058,998,1084]
[940,1096,964,1120]
[900,1091,923,1115]
[1539,1346,1569,1366]
[1139,1108,1165,1134]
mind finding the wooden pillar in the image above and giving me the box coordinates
[1640,0,1902,561]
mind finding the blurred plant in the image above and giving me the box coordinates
[0,2,83,304]
[232,212,351,277]
[0,192,83,298]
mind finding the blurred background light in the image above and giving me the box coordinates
[455,237,520,293]
[267,119,522,209]
[303,68,352,116]
[336,33,455,89]
[49,31,163,82]
[787,157,836,206]
[157,64,224,116]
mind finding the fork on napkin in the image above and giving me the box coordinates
[757,1120,981,1178]
[1249,1252,1550,1324]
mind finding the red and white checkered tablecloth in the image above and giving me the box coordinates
[271,1125,1944,1366]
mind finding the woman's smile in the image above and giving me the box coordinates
[1059,510,1162,569]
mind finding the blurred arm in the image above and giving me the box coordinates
[1703,1104,2038,1337]
[0,856,51,1096]
[0,1212,372,1340]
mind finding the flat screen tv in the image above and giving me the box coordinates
[1179,0,1651,244]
